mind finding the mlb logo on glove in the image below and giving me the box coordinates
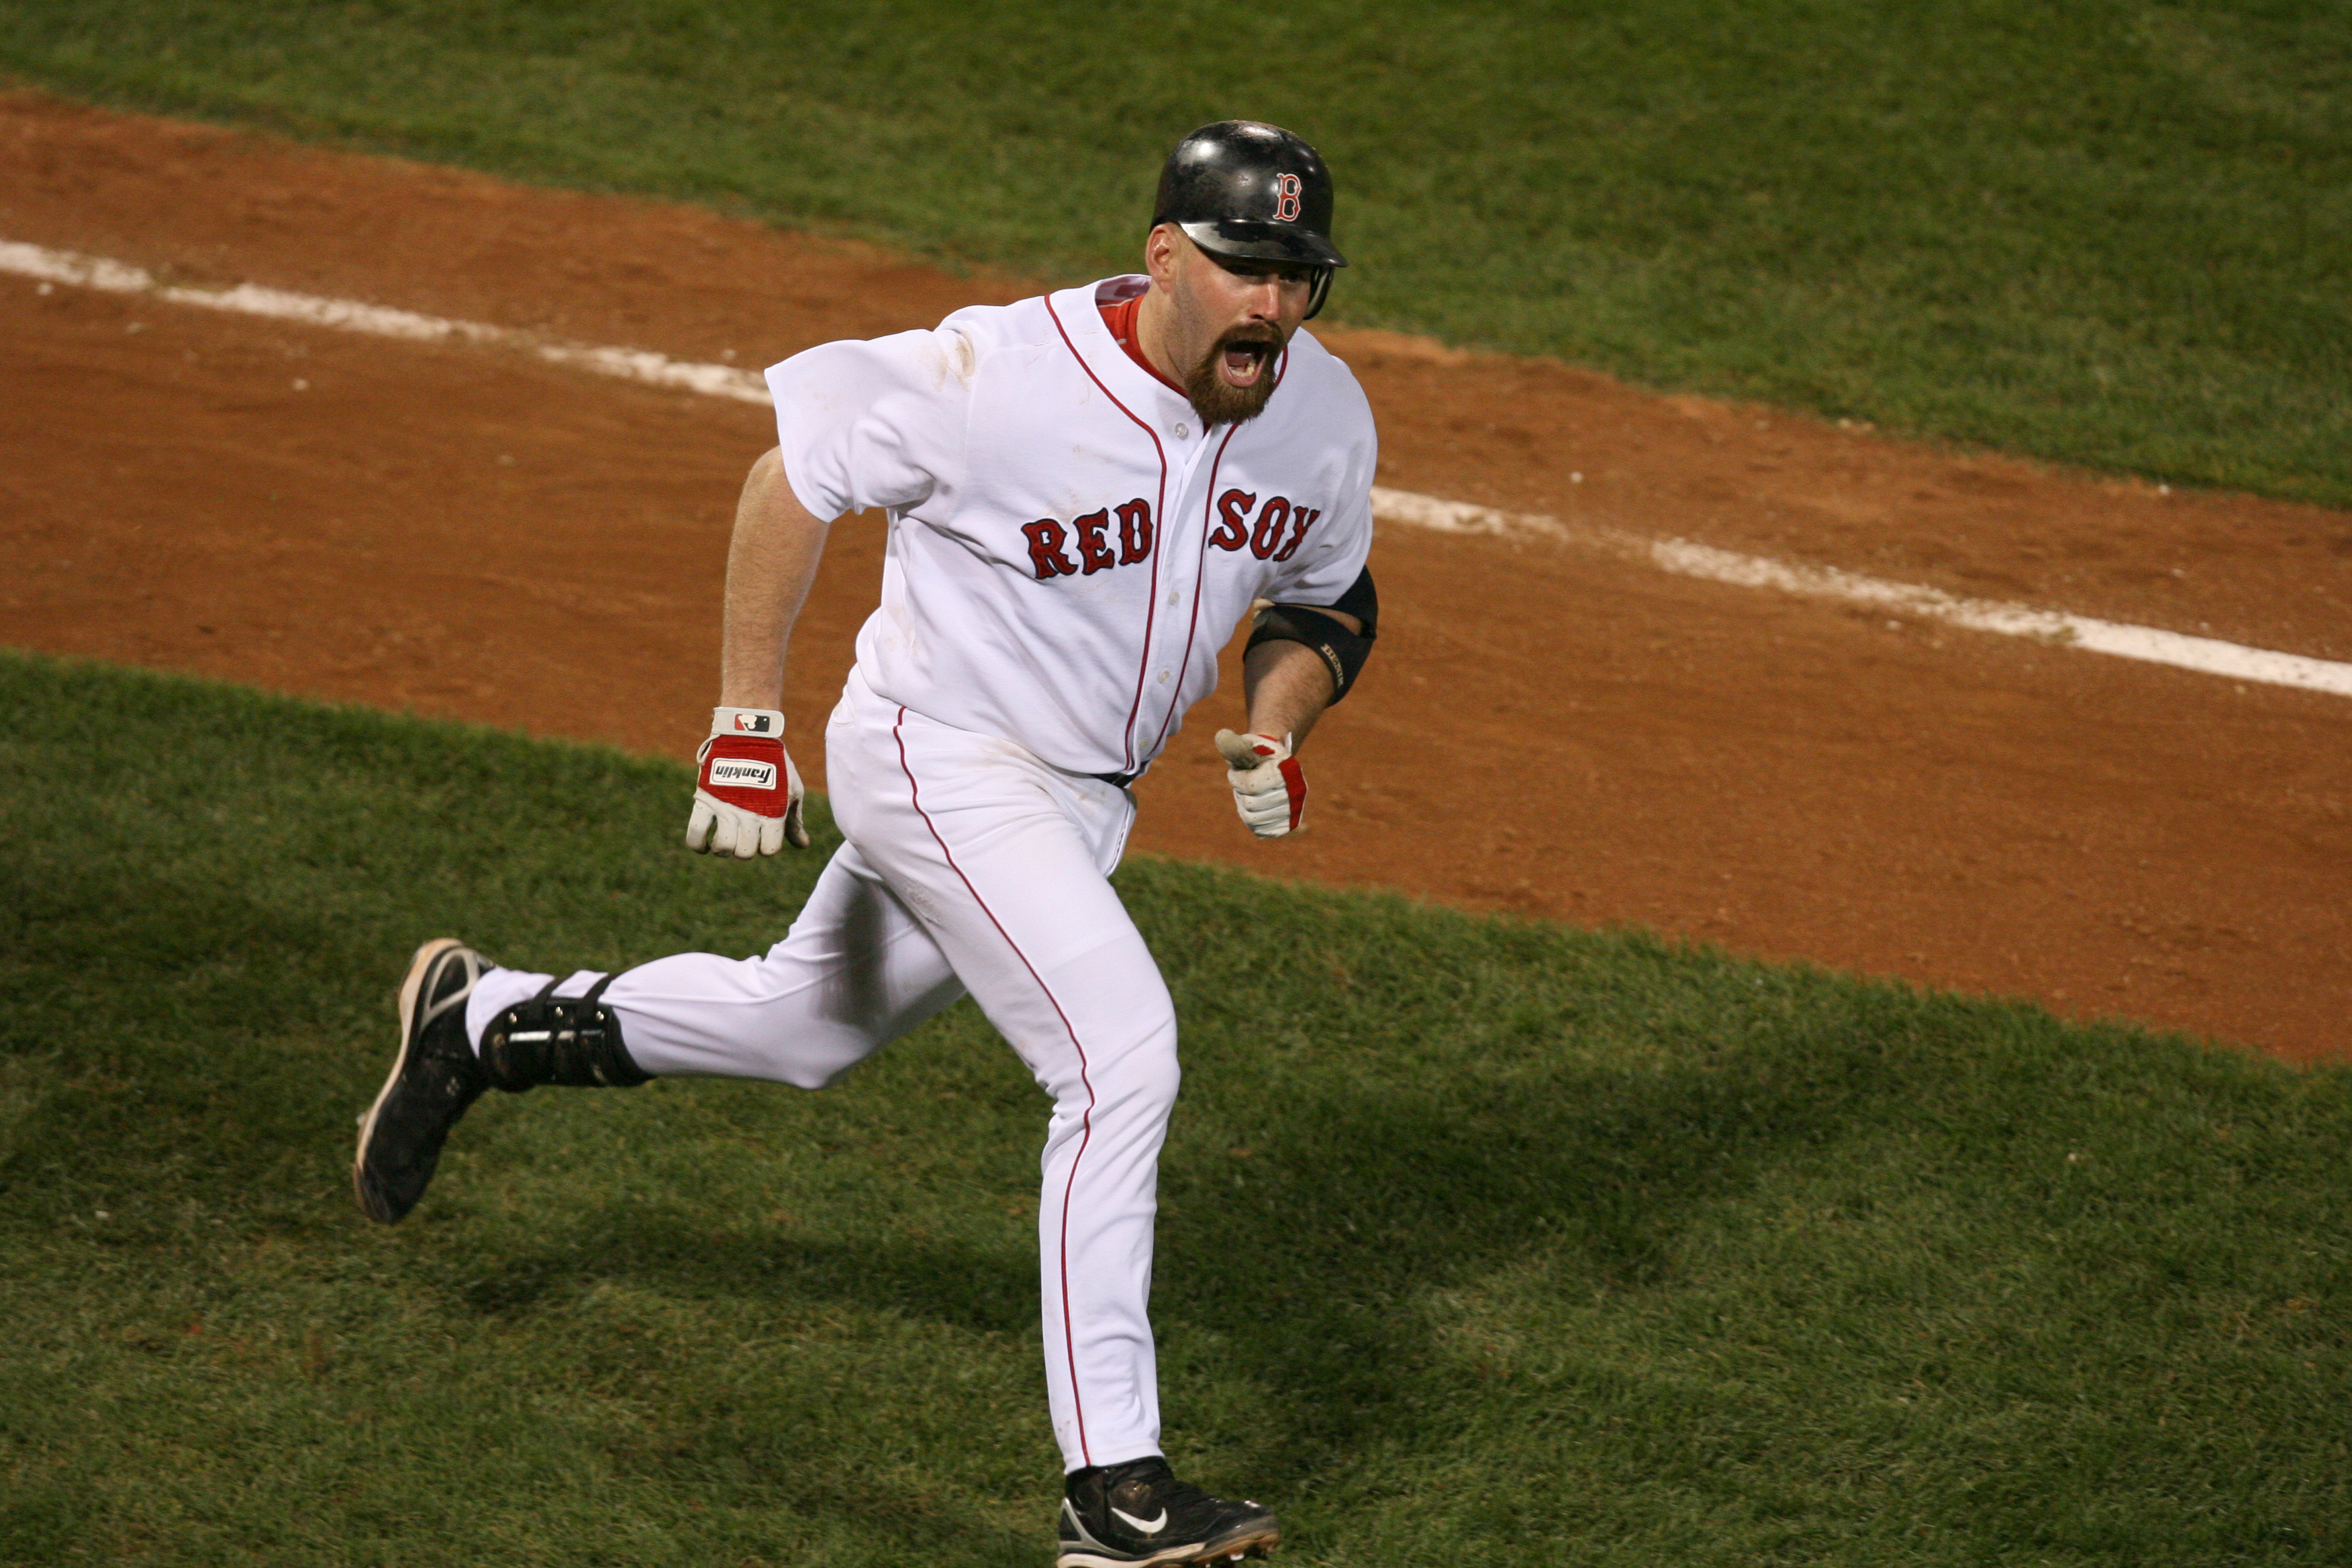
[733,712,775,734]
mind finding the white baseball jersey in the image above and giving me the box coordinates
[767,276,1377,776]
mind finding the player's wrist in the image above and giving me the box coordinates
[709,705,787,740]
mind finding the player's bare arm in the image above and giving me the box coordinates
[685,446,832,858]
[1240,611,1361,745]
[1218,568,1379,841]
[719,446,832,710]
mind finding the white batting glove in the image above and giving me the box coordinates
[686,707,810,858]
[1214,729,1307,838]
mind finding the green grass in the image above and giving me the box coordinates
[3,647,2350,1565]
[2,1,2348,505]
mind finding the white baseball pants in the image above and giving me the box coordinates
[464,669,1175,1473]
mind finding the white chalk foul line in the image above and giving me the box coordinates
[11,236,2347,700]
[1367,487,2352,698]
[0,238,773,403]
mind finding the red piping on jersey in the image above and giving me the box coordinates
[1148,422,1244,758]
[1098,293,1185,395]
[894,707,1099,1467]
[1044,293,1166,775]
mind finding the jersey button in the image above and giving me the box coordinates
[1174,422,1189,438]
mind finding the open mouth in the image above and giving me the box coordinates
[1218,335,1279,386]
[1186,326,1289,425]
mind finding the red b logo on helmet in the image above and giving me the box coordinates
[1273,173,1302,222]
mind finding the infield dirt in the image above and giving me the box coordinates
[4,90,2346,1061]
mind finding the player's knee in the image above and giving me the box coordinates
[1093,1009,1181,1120]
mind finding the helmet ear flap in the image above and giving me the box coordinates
[1304,266,1334,321]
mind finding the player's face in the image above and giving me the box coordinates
[1150,227,1316,424]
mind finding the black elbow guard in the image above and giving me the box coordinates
[1247,566,1379,703]
[1329,564,1379,637]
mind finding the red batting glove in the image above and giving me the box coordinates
[686,707,810,858]
[1214,729,1307,838]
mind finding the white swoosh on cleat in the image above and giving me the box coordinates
[1111,1507,1168,1534]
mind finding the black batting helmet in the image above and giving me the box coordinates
[1153,121,1346,318]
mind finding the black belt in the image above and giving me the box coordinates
[1089,768,1145,790]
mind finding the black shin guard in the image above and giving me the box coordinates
[480,974,651,1092]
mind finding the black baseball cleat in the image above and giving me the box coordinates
[1058,1457,1279,1567]
[353,938,488,1224]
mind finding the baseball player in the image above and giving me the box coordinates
[354,121,1379,1568]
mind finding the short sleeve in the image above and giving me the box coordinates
[1268,414,1376,607]
[1269,485,1373,607]
[766,325,977,520]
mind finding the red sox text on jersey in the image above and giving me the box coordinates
[1021,491,1324,581]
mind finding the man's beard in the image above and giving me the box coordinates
[1183,324,1286,427]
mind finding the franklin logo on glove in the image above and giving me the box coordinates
[709,759,778,789]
